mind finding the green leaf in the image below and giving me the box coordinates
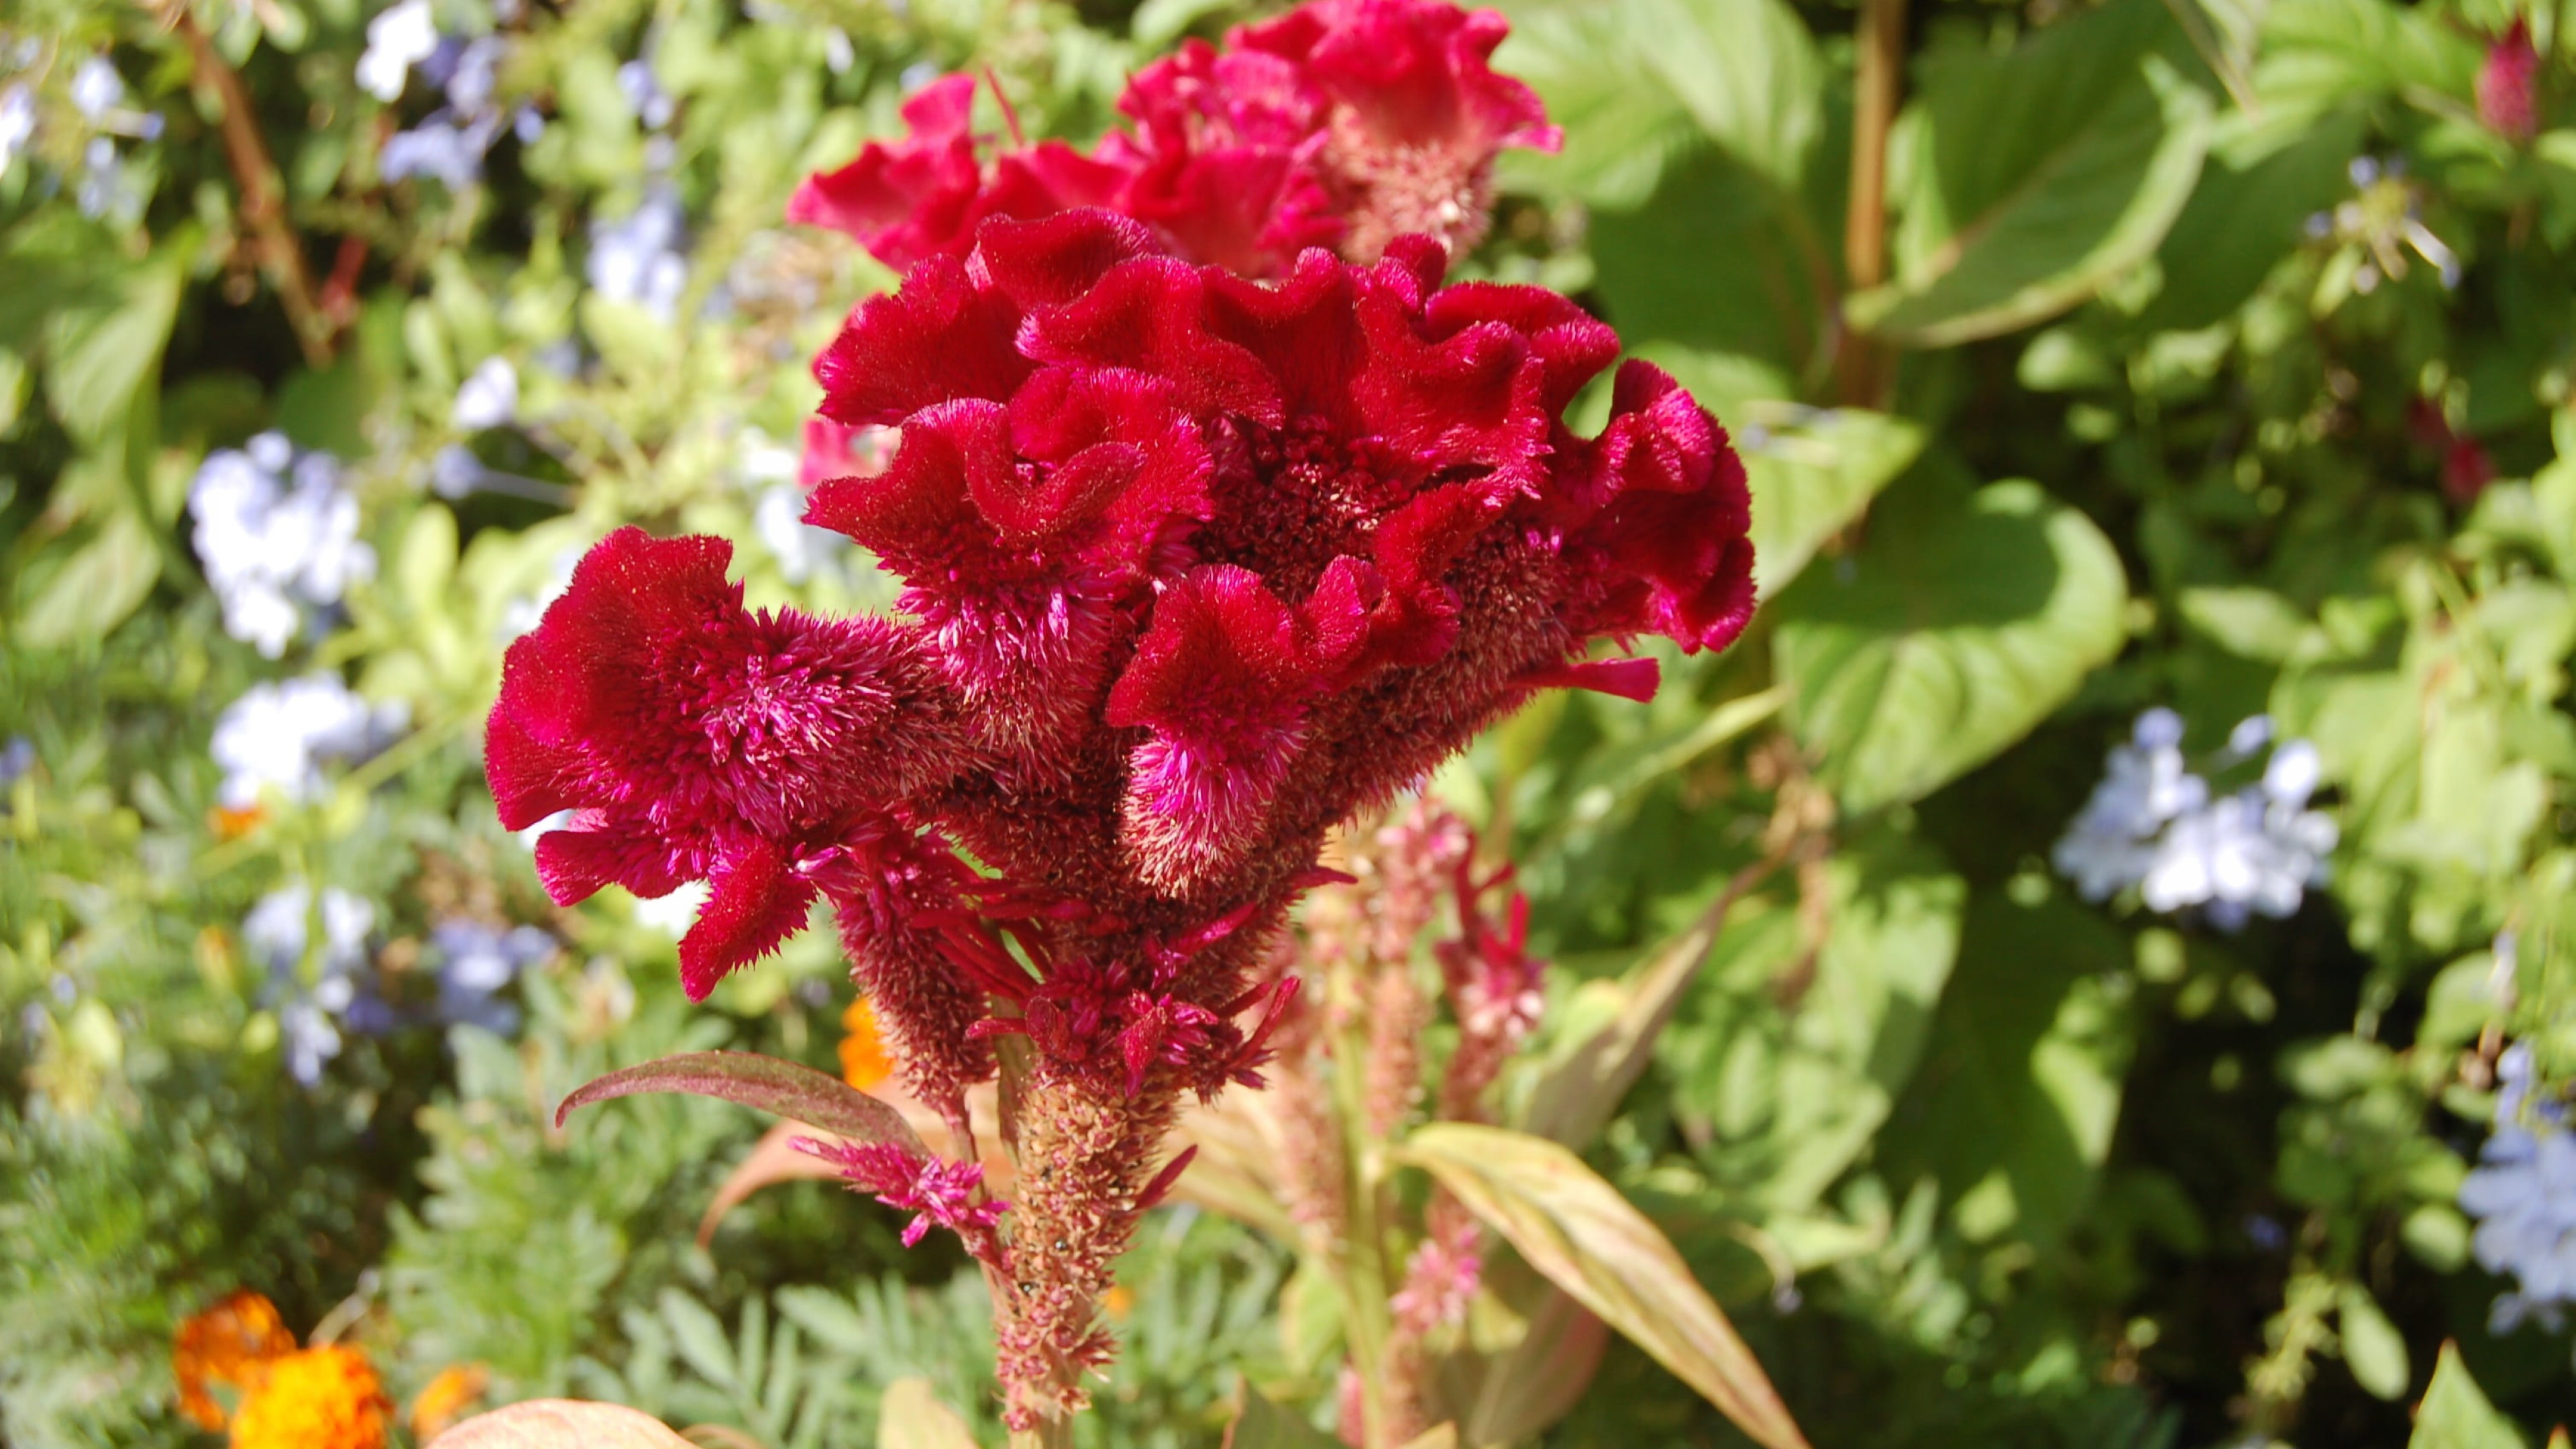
[879,1377,981,1449]
[1879,890,2138,1252]
[2337,1283,2410,1401]
[555,1051,928,1155]
[1735,405,1924,598]
[2408,1342,2528,1449]
[1660,826,1966,1212]
[659,1289,737,1392]
[1591,148,1837,394]
[2255,0,2483,123]
[398,504,461,616]
[12,511,162,649]
[41,250,182,446]
[1399,1124,1811,1449]
[1497,0,1821,205]
[2136,107,2364,333]
[1224,1385,1339,1449]
[425,1399,696,1448]
[1772,476,2130,813]
[2178,585,2318,661]
[1847,0,2214,346]
[1523,865,1769,1148]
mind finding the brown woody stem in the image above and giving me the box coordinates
[1837,0,1907,408]
[172,5,335,366]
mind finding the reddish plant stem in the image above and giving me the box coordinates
[172,6,335,366]
[1837,0,1907,409]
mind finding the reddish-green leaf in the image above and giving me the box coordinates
[555,1051,926,1156]
[1400,1124,1810,1449]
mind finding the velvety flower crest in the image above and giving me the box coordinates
[485,526,969,998]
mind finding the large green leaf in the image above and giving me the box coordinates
[1847,0,2214,346]
[1495,0,1821,206]
[1772,476,2130,814]
[1878,890,2137,1252]
[1400,1124,1811,1449]
[2408,1343,2528,1449]
[1658,826,1966,1213]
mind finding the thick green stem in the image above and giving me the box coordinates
[1331,992,1401,1447]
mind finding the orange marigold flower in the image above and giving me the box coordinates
[840,994,894,1091]
[212,803,270,840]
[406,1363,488,1441]
[174,1291,297,1430]
[229,1346,390,1449]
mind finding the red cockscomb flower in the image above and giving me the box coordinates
[788,0,1556,278]
[498,211,1749,1431]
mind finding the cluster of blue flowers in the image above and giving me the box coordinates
[247,884,557,1085]
[2053,710,2339,930]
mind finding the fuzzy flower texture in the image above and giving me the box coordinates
[488,0,1751,1428]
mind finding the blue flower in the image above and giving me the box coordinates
[2461,1042,2576,1335]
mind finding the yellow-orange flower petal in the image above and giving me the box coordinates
[174,1291,297,1430]
[840,994,893,1092]
[406,1363,488,1441]
[229,1346,389,1449]
[212,804,270,841]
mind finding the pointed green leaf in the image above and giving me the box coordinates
[2408,1342,2528,1449]
[555,1051,926,1156]
[1399,1124,1810,1449]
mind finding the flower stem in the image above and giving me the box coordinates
[168,4,337,368]
[1838,0,1908,408]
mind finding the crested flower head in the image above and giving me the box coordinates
[502,208,1752,1106]
[484,527,969,997]
[788,0,1555,278]
[809,210,1749,904]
